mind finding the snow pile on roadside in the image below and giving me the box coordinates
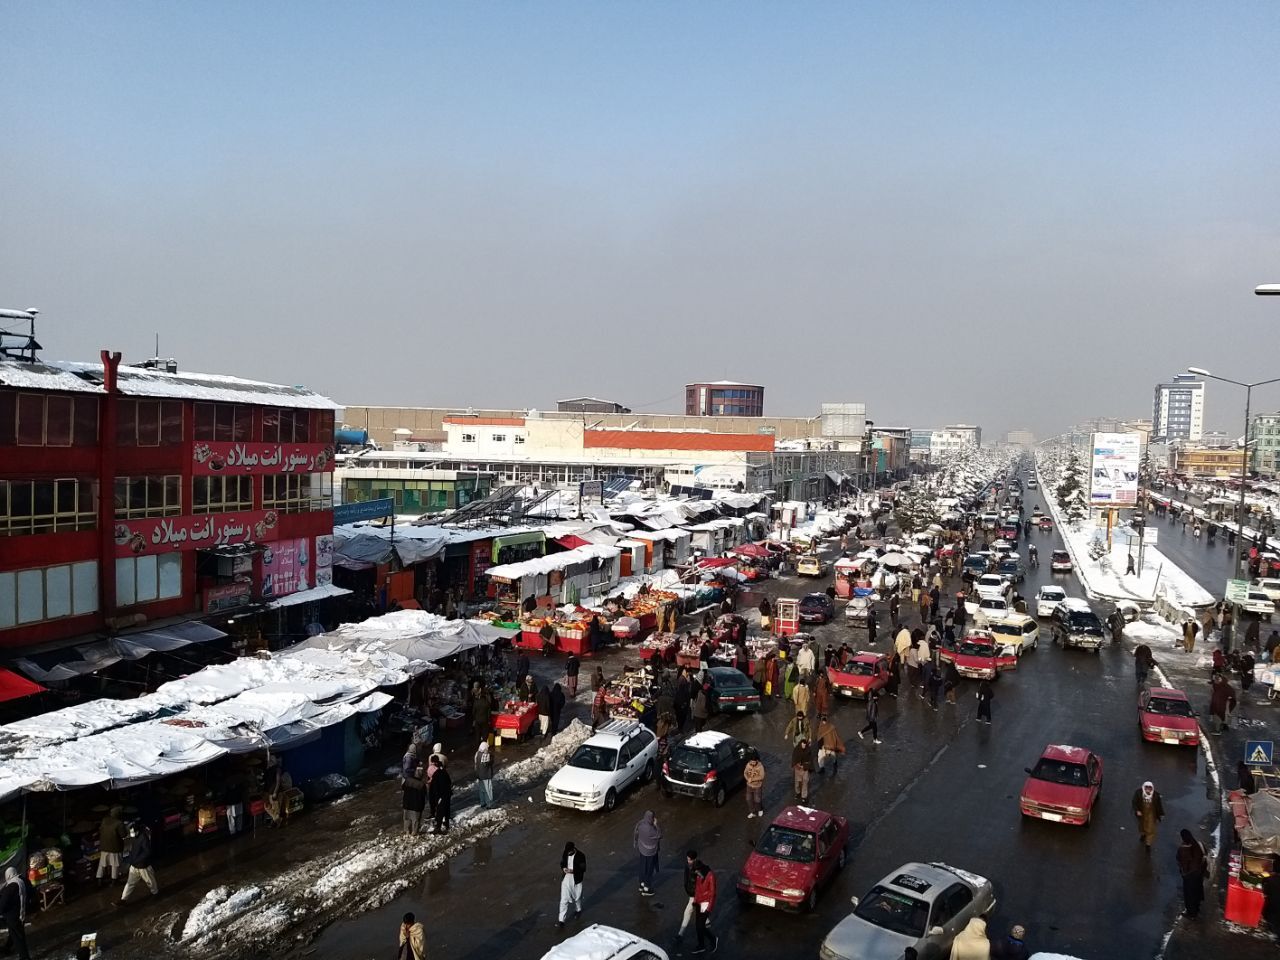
[179,805,516,957]
[496,717,592,787]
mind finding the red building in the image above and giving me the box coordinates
[0,350,339,654]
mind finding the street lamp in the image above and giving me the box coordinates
[1255,284,1280,296]
[1185,367,1280,619]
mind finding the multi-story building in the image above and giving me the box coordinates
[1169,445,1246,478]
[0,352,338,653]
[556,397,630,414]
[909,429,933,463]
[1249,412,1280,476]
[930,424,982,458]
[1152,374,1204,442]
[684,381,764,417]
[1006,430,1035,448]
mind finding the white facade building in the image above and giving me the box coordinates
[930,424,982,458]
[1152,374,1204,442]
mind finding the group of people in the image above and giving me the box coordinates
[398,741,454,836]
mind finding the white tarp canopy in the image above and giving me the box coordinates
[265,582,353,610]
[486,544,621,582]
[280,610,509,674]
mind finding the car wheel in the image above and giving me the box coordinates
[836,847,847,870]
[604,788,617,812]
[712,785,726,808]
[642,760,654,784]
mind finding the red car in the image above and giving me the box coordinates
[736,805,849,911]
[1039,516,1054,531]
[829,652,889,698]
[1019,744,1103,826]
[1138,687,1200,747]
[939,630,1018,680]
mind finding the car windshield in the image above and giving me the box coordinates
[800,597,827,610]
[989,623,1017,637]
[568,745,618,772]
[959,640,994,656]
[1067,612,1103,633]
[1052,551,1069,561]
[853,886,930,938]
[756,825,817,863]
[1030,758,1088,786]
[1147,697,1194,717]
[671,746,713,772]
[849,661,877,676]
[1040,589,1065,600]
[981,599,1006,609]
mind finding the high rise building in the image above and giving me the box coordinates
[1006,429,1035,447]
[1249,412,1280,476]
[1152,374,1204,442]
[684,381,764,417]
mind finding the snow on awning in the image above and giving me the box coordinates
[112,620,228,659]
[486,544,621,581]
[556,535,591,549]
[265,583,353,610]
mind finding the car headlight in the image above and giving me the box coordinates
[1065,805,1085,814]
[585,790,600,799]
[781,887,805,898]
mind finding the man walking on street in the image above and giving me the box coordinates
[814,714,846,774]
[1182,617,1198,654]
[557,841,586,929]
[675,850,699,944]
[0,867,30,960]
[744,753,766,818]
[1134,644,1155,688]
[858,689,882,744]
[120,823,159,902]
[693,860,719,954]
[792,737,814,803]
[976,680,994,725]
[1210,674,1237,735]
[96,806,126,884]
[634,811,662,895]
[474,740,496,810]
[566,653,580,698]
[1177,829,1208,919]
[1131,780,1165,852]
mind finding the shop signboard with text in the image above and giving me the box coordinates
[1089,432,1142,506]
[192,442,335,475]
[204,582,253,614]
[314,535,334,587]
[114,510,280,557]
[259,537,311,600]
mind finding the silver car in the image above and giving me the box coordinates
[819,861,995,960]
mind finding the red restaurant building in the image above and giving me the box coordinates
[0,350,340,657]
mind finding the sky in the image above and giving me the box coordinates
[4,1,1280,439]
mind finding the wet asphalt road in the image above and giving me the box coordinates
[302,494,1215,960]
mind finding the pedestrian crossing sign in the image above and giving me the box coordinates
[1245,741,1274,765]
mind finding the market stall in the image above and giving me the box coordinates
[1226,774,1280,927]
[602,666,658,721]
[833,557,862,599]
[637,633,680,663]
[773,597,801,637]
[492,699,538,741]
[486,544,622,616]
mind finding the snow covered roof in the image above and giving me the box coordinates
[265,583,352,609]
[486,544,621,581]
[0,358,339,410]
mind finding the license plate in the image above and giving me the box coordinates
[1040,812,1063,822]
[756,895,776,907]
[737,705,747,711]
[1163,738,1180,744]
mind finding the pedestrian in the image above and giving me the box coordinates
[1126,553,1136,575]
[566,653,581,698]
[557,841,586,930]
[792,676,811,717]
[905,641,921,689]
[1209,674,1237,735]
[516,651,531,687]
[1131,780,1165,851]
[693,861,719,954]
[592,684,610,733]
[429,758,453,833]
[976,680,993,724]
[634,810,662,895]
[0,867,29,960]
[814,714,846,774]
[890,594,901,631]
[549,682,566,735]
[791,737,814,803]
[815,671,831,717]
[926,663,943,709]
[944,660,960,705]
[397,912,426,960]
[920,655,935,702]
[96,805,126,884]
[949,915,990,959]
[472,685,494,745]
[796,643,816,682]
[1134,644,1155,688]
[226,778,247,837]
[120,823,159,901]
[894,625,911,661]
[1245,618,1261,653]
[858,690,882,744]
[1176,829,1207,919]
[537,683,552,738]
[475,740,496,809]
[401,763,427,836]
[866,607,878,644]
[744,753,766,818]
[675,850,699,944]
[784,710,810,745]
[991,923,1029,960]
[691,677,711,733]
[759,597,772,633]
[885,653,901,699]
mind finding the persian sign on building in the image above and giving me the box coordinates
[1088,433,1141,506]
[114,510,280,557]
[260,537,311,600]
[192,442,335,475]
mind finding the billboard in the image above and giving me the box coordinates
[1089,432,1141,506]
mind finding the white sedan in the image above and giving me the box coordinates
[1035,585,1067,618]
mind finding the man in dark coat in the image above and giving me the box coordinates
[0,867,29,960]
[1176,829,1207,919]
[549,683,566,735]
[472,687,494,745]
[565,653,581,697]
[120,824,159,901]
[401,764,427,835]
[428,758,452,833]
[97,805,127,883]
[536,684,552,738]
[516,651,531,686]
[1209,675,1237,735]
[557,842,587,929]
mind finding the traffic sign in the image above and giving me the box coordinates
[1245,740,1274,765]
[1226,579,1250,603]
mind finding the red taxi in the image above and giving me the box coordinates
[737,805,849,911]
[1039,516,1054,531]
[1019,744,1103,826]
[1138,687,1200,747]
[938,630,1017,680]
[829,652,889,698]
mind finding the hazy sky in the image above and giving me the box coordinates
[4,2,1280,438]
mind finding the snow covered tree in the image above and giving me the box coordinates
[894,487,941,534]
[1056,452,1083,511]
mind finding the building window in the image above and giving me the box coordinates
[261,407,314,443]
[114,475,183,519]
[115,553,182,607]
[315,410,334,444]
[0,478,96,536]
[0,560,97,628]
[194,403,252,442]
[3,391,99,447]
[192,475,253,514]
[514,435,525,445]
[491,433,506,443]
[461,433,476,443]
[263,472,332,513]
[116,399,183,447]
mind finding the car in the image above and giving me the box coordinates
[830,652,890,698]
[973,596,1011,626]
[1253,578,1280,603]
[540,924,669,960]
[1138,687,1200,747]
[1019,744,1103,826]
[704,666,763,714]
[736,805,849,911]
[998,522,1020,542]
[545,719,659,812]
[962,553,991,575]
[819,861,996,960]
[661,731,751,805]
[1039,516,1054,531]
[1035,585,1067,618]
[1050,600,1106,651]
[797,555,829,577]
[996,556,1025,583]
[981,514,998,530]
[974,574,1010,601]
[986,613,1040,653]
[845,595,871,624]
[938,630,1017,679]
[1028,479,1038,488]
[799,592,836,624]
[1049,549,1072,572]
[991,539,1015,555]
[1240,590,1276,621]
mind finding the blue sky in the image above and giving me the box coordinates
[4,2,1280,435]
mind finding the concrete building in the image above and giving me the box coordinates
[1170,445,1246,478]
[1249,412,1280,476]
[1152,374,1204,442]
[1005,429,1035,448]
[909,429,933,463]
[684,381,764,417]
[556,396,630,414]
[930,424,982,458]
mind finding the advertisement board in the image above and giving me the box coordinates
[314,534,334,587]
[113,510,279,557]
[1089,433,1142,506]
[192,442,335,476]
[259,537,311,600]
